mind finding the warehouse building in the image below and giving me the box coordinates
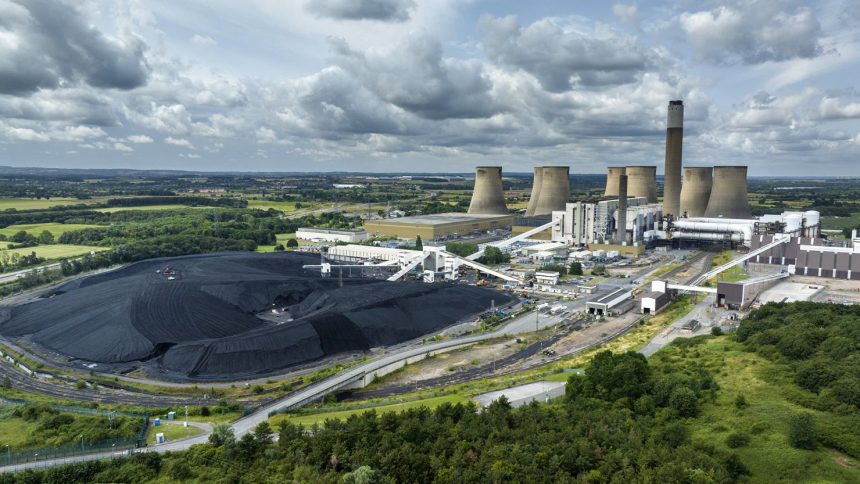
[295,227,368,243]
[586,288,634,316]
[364,213,514,240]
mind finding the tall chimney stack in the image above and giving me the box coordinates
[663,100,684,217]
[616,174,628,244]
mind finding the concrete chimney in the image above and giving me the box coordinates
[468,166,508,215]
[531,166,569,216]
[663,100,684,217]
[604,166,626,197]
[525,166,544,216]
[616,174,628,244]
[680,167,713,218]
[626,165,658,203]
[704,166,751,219]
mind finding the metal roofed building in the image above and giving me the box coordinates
[363,213,514,240]
[586,287,634,316]
[295,227,368,243]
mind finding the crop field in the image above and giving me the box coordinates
[0,198,97,211]
[652,337,860,483]
[246,200,308,212]
[96,204,200,213]
[0,223,104,238]
[0,244,107,260]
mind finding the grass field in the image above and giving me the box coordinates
[652,337,860,483]
[269,394,467,427]
[0,198,99,211]
[0,223,104,238]
[246,200,309,212]
[0,244,107,260]
[146,422,203,445]
[822,213,860,231]
[96,204,201,213]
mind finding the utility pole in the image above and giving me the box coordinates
[184,405,188,428]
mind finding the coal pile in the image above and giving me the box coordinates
[0,252,509,379]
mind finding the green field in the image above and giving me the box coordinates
[96,204,198,213]
[0,244,107,260]
[0,223,104,238]
[0,198,98,211]
[822,213,860,231]
[246,200,308,212]
[146,422,203,445]
[652,337,860,483]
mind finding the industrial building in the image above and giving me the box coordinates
[663,100,684,217]
[586,288,634,316]
[363,213,514,240]
[670,211,820,246]
[295,227,368,243]
[534,271,560,285]
[550,197,662,246]
[641,290,671,314]
[528,166,570,216]
[625,166,658,203]
[749,230,860,280]
[679,167,712,218]
[468,166,508,215]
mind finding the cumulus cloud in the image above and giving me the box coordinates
[0,0,149,95]
[612,4,639,28]
[329,35,499,119]
[165,136,194,148]
[190,34,216,47]
[679,1,824,64]
[126,134,153,143]
[818,97,860,120]
[480,15,651,92]
[305,0,415,22]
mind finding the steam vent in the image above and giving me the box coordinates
[468,166,508,215]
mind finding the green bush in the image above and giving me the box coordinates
[788,413,817,449]
[725,432,751,448]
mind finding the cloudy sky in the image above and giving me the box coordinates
[1,0,859,175]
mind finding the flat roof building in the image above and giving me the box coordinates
[364,213,514,241]
[296,227,368,243]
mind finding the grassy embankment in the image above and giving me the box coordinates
[145,422,203,445]
[270,297,694,427]
[651,336,860,483]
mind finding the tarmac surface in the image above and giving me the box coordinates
[0,252,509,380]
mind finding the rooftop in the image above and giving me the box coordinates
[372,212,512,225]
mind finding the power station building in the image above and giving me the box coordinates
[363,213,514,241]
[549,197,662,246]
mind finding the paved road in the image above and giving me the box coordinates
[0,263,63,284]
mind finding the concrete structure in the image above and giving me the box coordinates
[474,381,567,408]
[364,213,514,240]
[604,167,625,197]
[626,166,658,203]
[552,197,661,246]
[586,288,634,316]
[327,244,419,263]
[468,166,508,215]
[663,100,684,217]
[616,174,628,244]
[641,290,671,314]
[531,166,570,216]
[295,227,368,243]
[534,271,560,285]
[525,166,544,216]
[716,273,789,309]
[679,167,712,218]
[704,166,751,219]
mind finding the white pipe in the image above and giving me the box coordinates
[673,231,743,242]
[683,217,757,224]
[672,220,753,243]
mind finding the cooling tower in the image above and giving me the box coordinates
[604,166,626,197]
[626,166,658,203]
[468,166,508,215]
[531,166,570,216]
[525,166,544,216]
[616,174,628,244]
[679,167,713,218]
[704,166,751,219]
[663,100,684,217]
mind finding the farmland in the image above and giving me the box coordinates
[0,223,105,238]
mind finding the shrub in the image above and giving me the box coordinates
[734,394,748,409]
[723,454,751,479]
[669,387,699,417]
[286,238,299,248]
[711,326,723,336]
[788,413,817,449]
[725,433,751,448]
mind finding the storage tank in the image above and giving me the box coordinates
[626,166,658,203]
[803,210,820,237]
[604,166,626,197]
[703,166,752,219]
[531,166,570,215]
[663,100,684,217]
[468,166,508,215]
[525,166,544,216]
[784,213,803,234]
[679,167,712,218]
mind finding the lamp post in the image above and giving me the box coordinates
[79,434,84,452]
